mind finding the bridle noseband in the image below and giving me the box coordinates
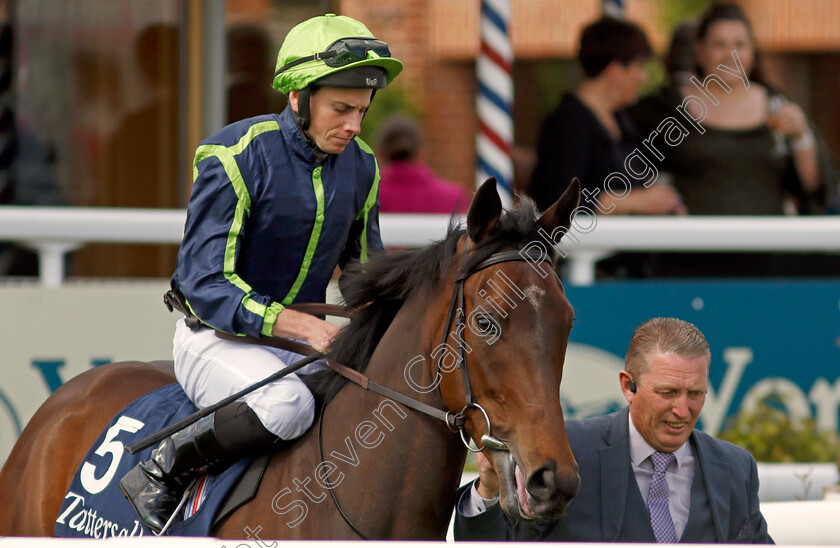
[438,243,555,453]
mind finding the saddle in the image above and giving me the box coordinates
[54,383,267,537]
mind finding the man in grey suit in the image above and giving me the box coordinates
[455,317,773,543]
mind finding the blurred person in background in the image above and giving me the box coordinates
[618,20,696,193]
[664,20,698,89]
[86,24,181,278]
[0,22,62,277]
[103,24,180,212]
[226,24,287,123]
[527,16,684,217]
[629,2,826,217]
[627,2,839,276]
[376,114,471,214]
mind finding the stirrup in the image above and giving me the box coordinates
[118,462,182,534]
[119,414,226,533]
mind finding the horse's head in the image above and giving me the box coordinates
[437,178,581,521]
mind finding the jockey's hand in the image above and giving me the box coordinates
[271,308,342,354]
[475,450,501,499]
[305,320,342,354]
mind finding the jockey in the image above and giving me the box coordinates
[119,13,402,533]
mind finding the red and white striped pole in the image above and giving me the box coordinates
[476,0,513,206]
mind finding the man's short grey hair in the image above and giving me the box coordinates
[625,317,711,380]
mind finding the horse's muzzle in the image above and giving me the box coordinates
[524,460,581,519]
[496,453,580,521]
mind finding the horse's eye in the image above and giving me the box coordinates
[468,309,502,345]
[474,313,493,331]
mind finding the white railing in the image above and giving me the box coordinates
[1,206,839,286]
[1,500,839,544]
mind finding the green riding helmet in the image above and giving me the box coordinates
[273,14,403,132]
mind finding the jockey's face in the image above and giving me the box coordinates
[290,87,372,155]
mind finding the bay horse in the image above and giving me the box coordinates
[0,179,581,539]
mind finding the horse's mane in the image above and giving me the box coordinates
[307,198,548,404]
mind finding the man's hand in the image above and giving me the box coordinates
[305,320,341,353]
[475,450,501,499]
[272,308,342,353]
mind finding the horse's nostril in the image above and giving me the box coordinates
[526,462,580,504]
[526,462,559,500]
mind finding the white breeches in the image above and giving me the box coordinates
[172,319,326,440]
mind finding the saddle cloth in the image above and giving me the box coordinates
[54,383,251,538]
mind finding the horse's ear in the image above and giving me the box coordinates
[467,177,503,243]
[538,178,581,235]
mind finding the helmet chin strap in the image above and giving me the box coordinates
[291,87,329,163]
[303,133,329,165]
[292,87,311,130]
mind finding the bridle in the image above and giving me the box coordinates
[322,241,555,452]
[438,243,553,453]
[319,239,556,538]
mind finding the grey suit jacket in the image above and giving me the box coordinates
[454,407,773,543]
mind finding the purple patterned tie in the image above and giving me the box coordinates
[648,451,677,543]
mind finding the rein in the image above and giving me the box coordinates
[208,245,552,449]
[212,325,467,434]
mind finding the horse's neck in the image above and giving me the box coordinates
[323,389,466,538]
[224,291,467,539]
[322,293,467,538]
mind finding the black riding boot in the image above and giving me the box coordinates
[119,402,277,533]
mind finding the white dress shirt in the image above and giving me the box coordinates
[628,413,696,540]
